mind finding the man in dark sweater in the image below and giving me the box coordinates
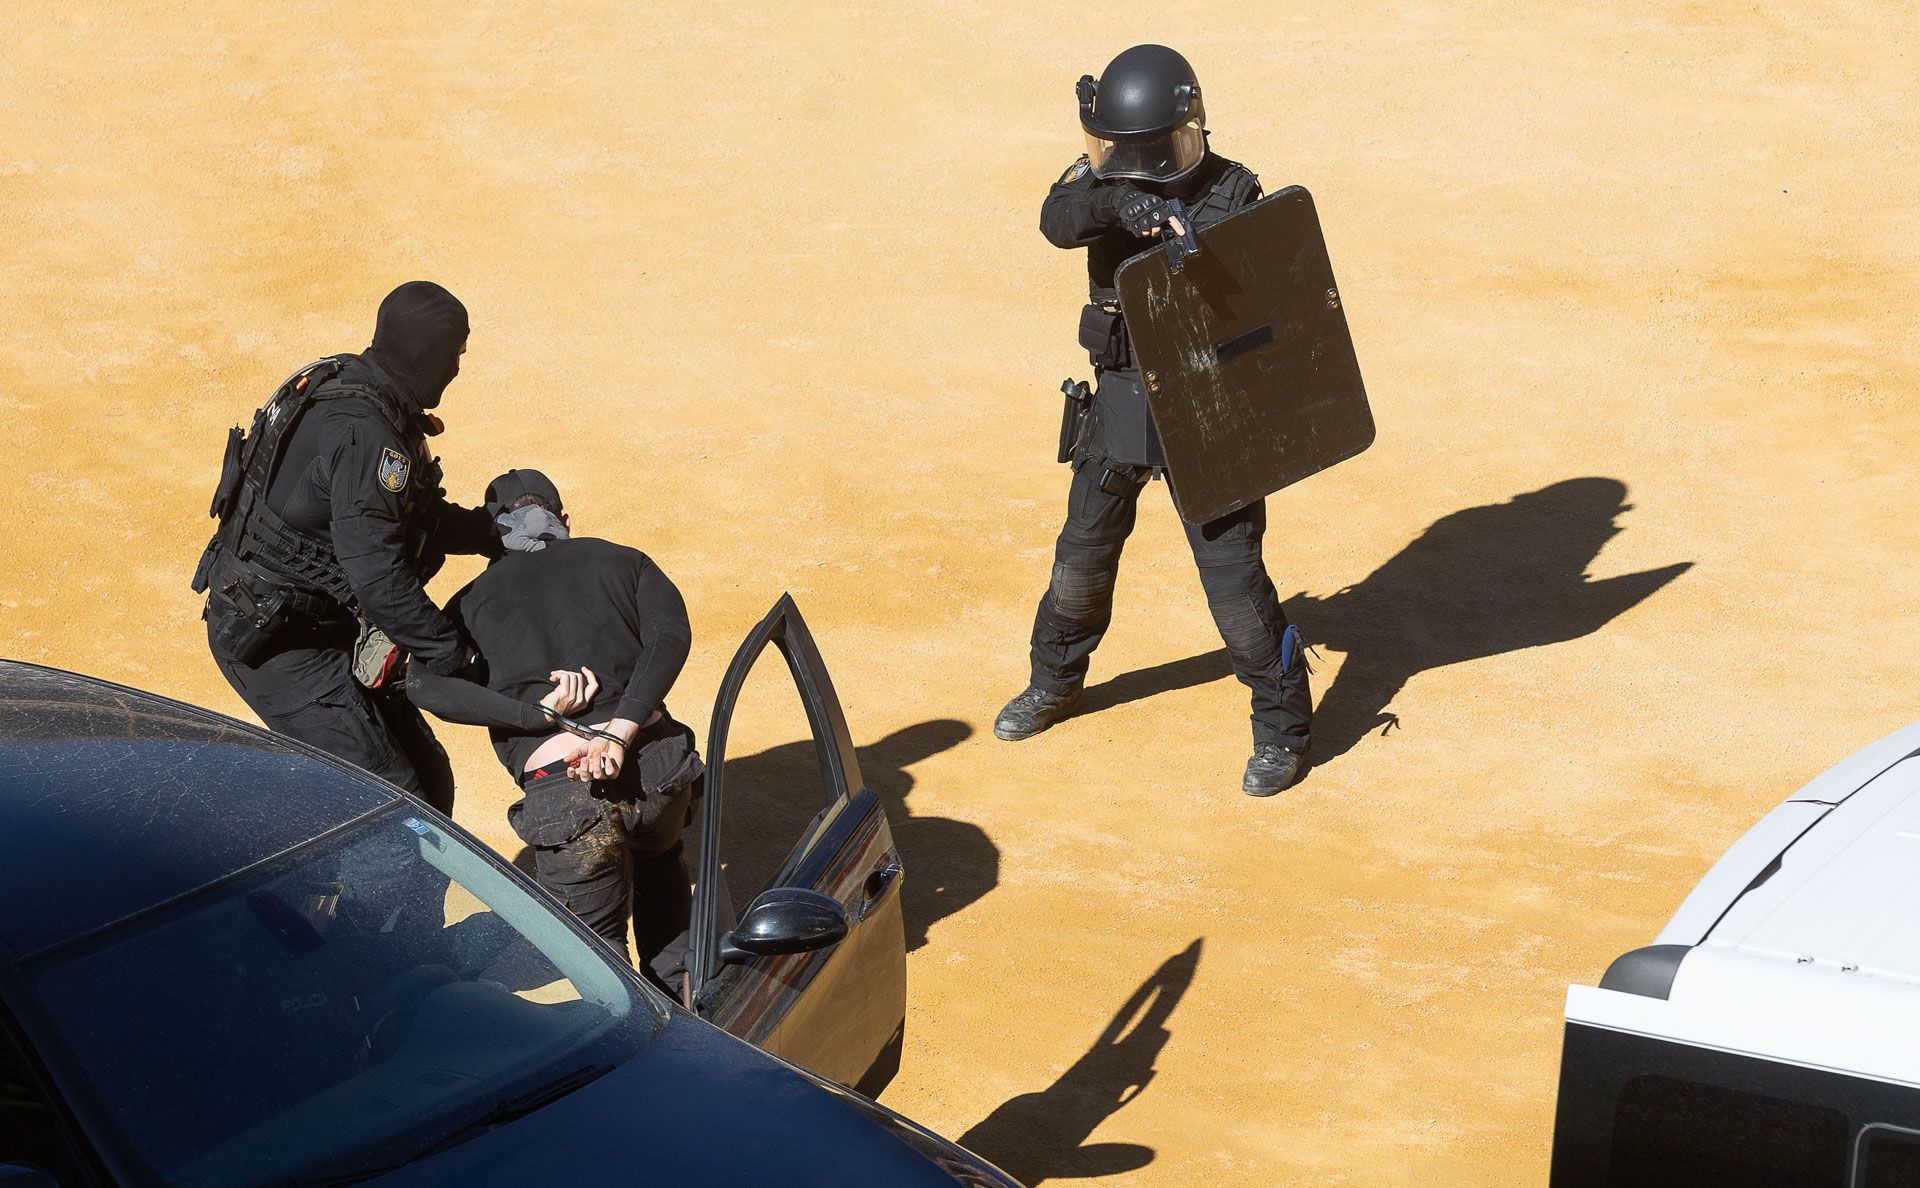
[406,468,703,995]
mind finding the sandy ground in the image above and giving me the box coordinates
[4,2,1919,1183]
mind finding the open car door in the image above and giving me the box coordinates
[686,595,907,1098]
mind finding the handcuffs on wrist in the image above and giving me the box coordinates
[540,707,628,748]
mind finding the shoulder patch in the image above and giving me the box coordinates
[1059,156,1092,185]
[377,446,411,493]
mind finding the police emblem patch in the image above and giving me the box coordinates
[1059,156,1091,185]
[377,447,411,493]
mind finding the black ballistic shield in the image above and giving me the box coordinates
[1115,186,1374,524]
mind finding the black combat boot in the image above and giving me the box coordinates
[1242,744,1307,797]
[993,683,1083,741]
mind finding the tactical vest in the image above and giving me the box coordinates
[192,357,431,613]
[1084,158,1262,370]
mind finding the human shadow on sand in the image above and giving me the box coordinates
[959,939,1202,1185]
[1292,476,1692,762]
[1074,648,1233,717]
[1070,478,1691,768]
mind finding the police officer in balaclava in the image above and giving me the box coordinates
[195,281,501,813]
[994,46,1315,796]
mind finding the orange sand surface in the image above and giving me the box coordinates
[4,3,1918,1183]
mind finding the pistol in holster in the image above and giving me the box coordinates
[1057,377,1093,464]
[208,573,295,667]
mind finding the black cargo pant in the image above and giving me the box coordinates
[1028,457,1313,751]
[206,614,457,815]
[513,767,696,997]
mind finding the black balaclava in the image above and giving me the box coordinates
[365,281,470,410]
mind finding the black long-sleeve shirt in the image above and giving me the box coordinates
[265,355,496,674]
[1039,152,1259,301]
[429,537,692,772]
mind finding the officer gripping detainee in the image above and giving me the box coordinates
[994,45,1315,796]
[194,282,499,814]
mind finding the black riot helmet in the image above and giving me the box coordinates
[1077,45,1208,184]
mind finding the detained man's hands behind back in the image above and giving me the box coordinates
[564,711,662,783]
[540,668,599,716]
[569,734,626,782]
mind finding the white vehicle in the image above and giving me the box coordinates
[1551,723,1920,1187]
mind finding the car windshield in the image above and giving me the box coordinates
[21,807,666,1186]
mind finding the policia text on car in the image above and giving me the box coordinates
[995,45,1315,796]
[193,282,497,814]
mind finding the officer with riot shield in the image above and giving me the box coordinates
[192,281,499,813]
[996,45,1314,796]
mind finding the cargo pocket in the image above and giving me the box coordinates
[509,772,610,848]
[261,668,404,775]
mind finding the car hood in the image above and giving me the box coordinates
[377,1011,1018,1186]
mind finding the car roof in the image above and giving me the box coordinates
[1654,719,1920,979]
[1564,723,1920,1089]
[0,662,400,962]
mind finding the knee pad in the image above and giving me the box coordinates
[1208,594,1284,671]
[1049,562,1115,624]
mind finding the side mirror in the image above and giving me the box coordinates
[718,887,849,964]
[0,1165,61,1187]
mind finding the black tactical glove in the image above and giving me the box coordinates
[1108,185,1178,237]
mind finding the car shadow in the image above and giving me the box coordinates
[560,718,989,954]
[958,939,1201,1185]
[1068,478,1691,768]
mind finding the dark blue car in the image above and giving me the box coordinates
[0,598,1019,1186]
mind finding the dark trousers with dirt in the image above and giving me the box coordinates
[1027,457,1313,751]
[513,768,696,998]
[206,615,457,814]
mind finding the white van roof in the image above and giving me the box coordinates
[1658,719,1920,974]
[1565,721,1920,1089]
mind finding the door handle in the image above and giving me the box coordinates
[860,861,901,918]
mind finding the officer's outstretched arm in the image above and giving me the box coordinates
[428,496,505,561]
[328,425,467,675]
[402,666,551,732]
[1040,157,1125,249]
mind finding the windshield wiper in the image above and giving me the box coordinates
[284,1064,613,1185]
[405,1063,613,1160]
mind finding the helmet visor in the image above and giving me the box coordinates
[1084,118,1205,183]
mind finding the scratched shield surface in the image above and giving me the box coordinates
[1116,187,1374,524]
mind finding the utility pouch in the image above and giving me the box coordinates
[209,426,246,520]
[1056,378,1093,464]
[190,535,220,595]
[351,618,402,689]
[210,576,292,666]
[1078,303,1127,369]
